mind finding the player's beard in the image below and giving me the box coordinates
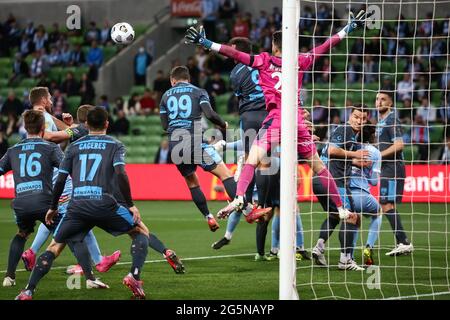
[377,105,390,117]
[45,101,53,114]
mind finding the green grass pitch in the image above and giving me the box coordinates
[0,200,449,300]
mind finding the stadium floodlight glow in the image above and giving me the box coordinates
[279,0,300,300]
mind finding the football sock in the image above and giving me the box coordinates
[385,209,410,245]
[222,177,237,199]
[84,231,102,265]
[318,214,340,243]
[130,233,149,281]
[351,228,360,259]
[256,169,271,207]
[225,211,241,240]
[256,219,269,256]
[296,214,304,248]
[27,251,55,293]
[271,214,280,250]
[189,186,210,217]
[245,175,256,204]
[339,222,357,255]
[30,223,51,254]
[367,215,382,248]
[236,164,256,197]
[6,234,27,279]
[148,233,167,254]
[316,238,325,250]
[71,241,95,281]
[316,167,343,208]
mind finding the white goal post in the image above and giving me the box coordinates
[279,0,300,300]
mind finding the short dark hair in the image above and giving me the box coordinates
[23,110,45,135]
[170,66,190,81]
[229,37,252,54]
[87,107,108,131]
[29,87,49,106]
[272,31,282,50]
[351,103,369,114]
[77,105,95,123]
[378,90,394,102]
[360,124,376,143]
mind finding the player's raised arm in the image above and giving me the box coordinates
[307,10,373,61]
[185,26,258,68]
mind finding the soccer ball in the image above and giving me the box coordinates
[111,22,135,45]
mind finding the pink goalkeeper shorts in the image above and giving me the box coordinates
[254,109,316,160]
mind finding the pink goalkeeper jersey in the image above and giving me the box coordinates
[250,52,314,114]
[217,33,342,121]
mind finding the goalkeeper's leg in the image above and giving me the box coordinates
[298,125,350,221]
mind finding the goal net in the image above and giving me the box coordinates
[281,0,450,300]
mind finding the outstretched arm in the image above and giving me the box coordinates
[307,10,373,61]
[185,26,258,67]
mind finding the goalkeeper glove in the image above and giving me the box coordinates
[185,25,213,49]
[344,9,374,33]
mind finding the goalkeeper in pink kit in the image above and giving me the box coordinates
[185,10,373,220]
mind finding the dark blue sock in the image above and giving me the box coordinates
[130,233,149,280]
[385,209,409,245]
[222,177,237,199]
[27,251,55,293]
[339,222,357,255]
[6,234,27,279]
[148,233,167,255]
[71,241,95,281]
[319,215,340,242]
[189,186,210,217]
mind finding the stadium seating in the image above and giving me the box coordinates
[117,115,165,163]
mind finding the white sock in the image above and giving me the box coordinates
[340,252,347,261]
[243,203,253,216]
[317,238,325,250]
[224,232,232,240]
[271,248,279,254]
[206,213,214,219]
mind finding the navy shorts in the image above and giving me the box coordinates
[380,177,404,204]
[14,209,62,234]
[258,166,280,208]
[240,110,268,154]
[170,139,223,177]
[53,205,136,243]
